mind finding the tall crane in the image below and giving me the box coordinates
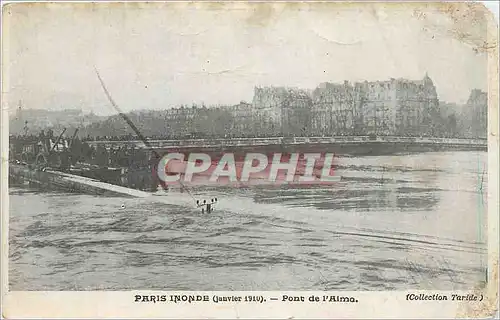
[94,67,217,212]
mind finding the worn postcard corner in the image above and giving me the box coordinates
[1,1,499,319]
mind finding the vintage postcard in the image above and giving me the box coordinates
[1,1,498,318]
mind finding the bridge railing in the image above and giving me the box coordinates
[87,136,487,149]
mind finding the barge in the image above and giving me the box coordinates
[9,161,149,198]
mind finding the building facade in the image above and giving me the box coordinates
[164,105,236,138]
[220,102,253,137]
[392,74,439,136]
[252,86,313,136]
[311,81,366,136]
[462,89,487,138]
[310,74,439,136]
[164,106,197,138]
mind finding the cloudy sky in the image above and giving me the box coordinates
[2,2,494,115]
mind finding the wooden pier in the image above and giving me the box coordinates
[9,163,151,198]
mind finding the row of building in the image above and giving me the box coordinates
[162,74,486,138]
[14,74,482,139]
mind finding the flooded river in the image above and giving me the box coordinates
[9,151,488,291]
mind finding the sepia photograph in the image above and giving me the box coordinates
[1,1,498,318]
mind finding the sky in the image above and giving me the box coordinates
[2,2,495,116]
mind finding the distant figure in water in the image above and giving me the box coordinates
[197,198,217,214]
[202,200,207,213]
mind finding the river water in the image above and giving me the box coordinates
[9,151,488,291]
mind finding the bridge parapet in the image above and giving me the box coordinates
[86,136,487,150]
